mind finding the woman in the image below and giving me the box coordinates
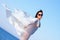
[20,10,43,40]
[3,5,43,40]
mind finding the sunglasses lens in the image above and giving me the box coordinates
[38,14,43,16]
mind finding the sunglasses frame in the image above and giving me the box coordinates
[38,14,43,16]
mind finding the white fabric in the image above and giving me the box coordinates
[8,10,39,36]
[4,5,39,38]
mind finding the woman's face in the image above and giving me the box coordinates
[37,12,43,20]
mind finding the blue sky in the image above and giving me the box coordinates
[0,0,60,40]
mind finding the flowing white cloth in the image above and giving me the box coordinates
[3,5,40,39]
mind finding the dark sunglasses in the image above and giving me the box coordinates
[38,14,43,16]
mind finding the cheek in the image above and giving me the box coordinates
[40,16,42,18]
[39,17,42,19]
[37,15,42,18]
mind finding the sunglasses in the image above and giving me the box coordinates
[38,14,43,16]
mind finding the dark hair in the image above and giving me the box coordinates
[35,10,43,18]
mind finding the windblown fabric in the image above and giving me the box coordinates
[3,5,40,38]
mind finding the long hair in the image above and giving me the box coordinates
[35,10,43,18]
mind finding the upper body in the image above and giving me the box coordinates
[24,10,43,35]
[24,18,40,35]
